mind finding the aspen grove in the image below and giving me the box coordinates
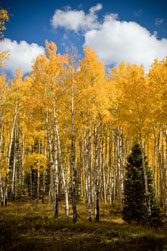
[0,40,167,222]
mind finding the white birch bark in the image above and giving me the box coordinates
[45,87,54,201]
[42,138,47,204]
[104,131,107,203]
[37,142,41,203]
[71,71,77,223]
[0,94,4,205]
[140,136,152,219]
[153,126,156,190]
[84,130,91,221]
[164,129,167,214]
[4,106,17,206]
[0,116,4,206]
[108,128,112,204]
[11,121,17,201]
[0,171,3,206]
[119,131,124,208]
[94,124,99,221]
[52,87,59,217]
[21,125,25,187]
[88,130,92,220]
[56,118,69,216]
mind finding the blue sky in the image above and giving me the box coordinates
[1,0,167,76]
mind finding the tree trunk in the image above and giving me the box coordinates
[94,124,99,222]
[42,138,47,204]
[21,126,25,190]
[30,166,33,203]
[164,129,167,214]
[37,142,41,204]
[11,122,17,201]
[4,106,17,206]
[161,130,166,213]
[104,130,107,203]
[0,171,3,206]
[0,118,4,206]
[84,130,91,221]
[153,126,156,190]
[52,89,59,218]
[108,128,112,204]
[88,130,92,220]
[56,117,69,216]
[140,136,152,220]
[71,67,77,223]
[118,130,124,208]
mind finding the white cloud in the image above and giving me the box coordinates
[155,18,164,26]
[51,5,167,72]
[84,15,167,72]
[134,9,142,17]
[51,4,102,32]
[89,3,102,13]
[0,39,45,75]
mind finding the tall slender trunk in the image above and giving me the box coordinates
[158,129,163,207]
[45,87,54,201]
[94,124,99,221]
[0,114,4,206]
[4,106,17,206]
[52,87,59,218]
[164,129,167,214]
[30,166,33,203]
[71,135,77,223]
[119,130,124,208]
[79,138,84,198]
[117,128,123,207]
[56,118,69,216]
[140,136,152,219]
[46,109,54,201]
[11,121,17,201]
[37,142,41,204]
[161,130,166,212]
[112,130,118,205]
[42,137,47,204]
[88,130,92,219]
[104,131,107,203]
[84,130,91,221]
[154,127,162,204]
[108,128,112,204]
[21,125,25,188]
[68,63,77,223]
[0,171,3,206]
[153,126,156,190]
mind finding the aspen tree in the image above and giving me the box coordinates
[68,50,78,223]
[4,106,17,206]
[109,63,153,214]
[0,74,8,205]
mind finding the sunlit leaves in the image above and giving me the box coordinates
[0,9,9,65]
[25,153,47,172]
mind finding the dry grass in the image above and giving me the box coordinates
[0,199,167,250]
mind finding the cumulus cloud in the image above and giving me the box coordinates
[51,4,167,72]
[84,15,167,72]
[0,39,45,75]
[51,3,102,32]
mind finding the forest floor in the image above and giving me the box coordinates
[0,200,167,251]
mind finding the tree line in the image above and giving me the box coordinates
[0,38,166,222]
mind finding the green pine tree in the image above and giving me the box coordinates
[122,142,161,225]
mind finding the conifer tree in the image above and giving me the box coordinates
[123,142,161,225]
